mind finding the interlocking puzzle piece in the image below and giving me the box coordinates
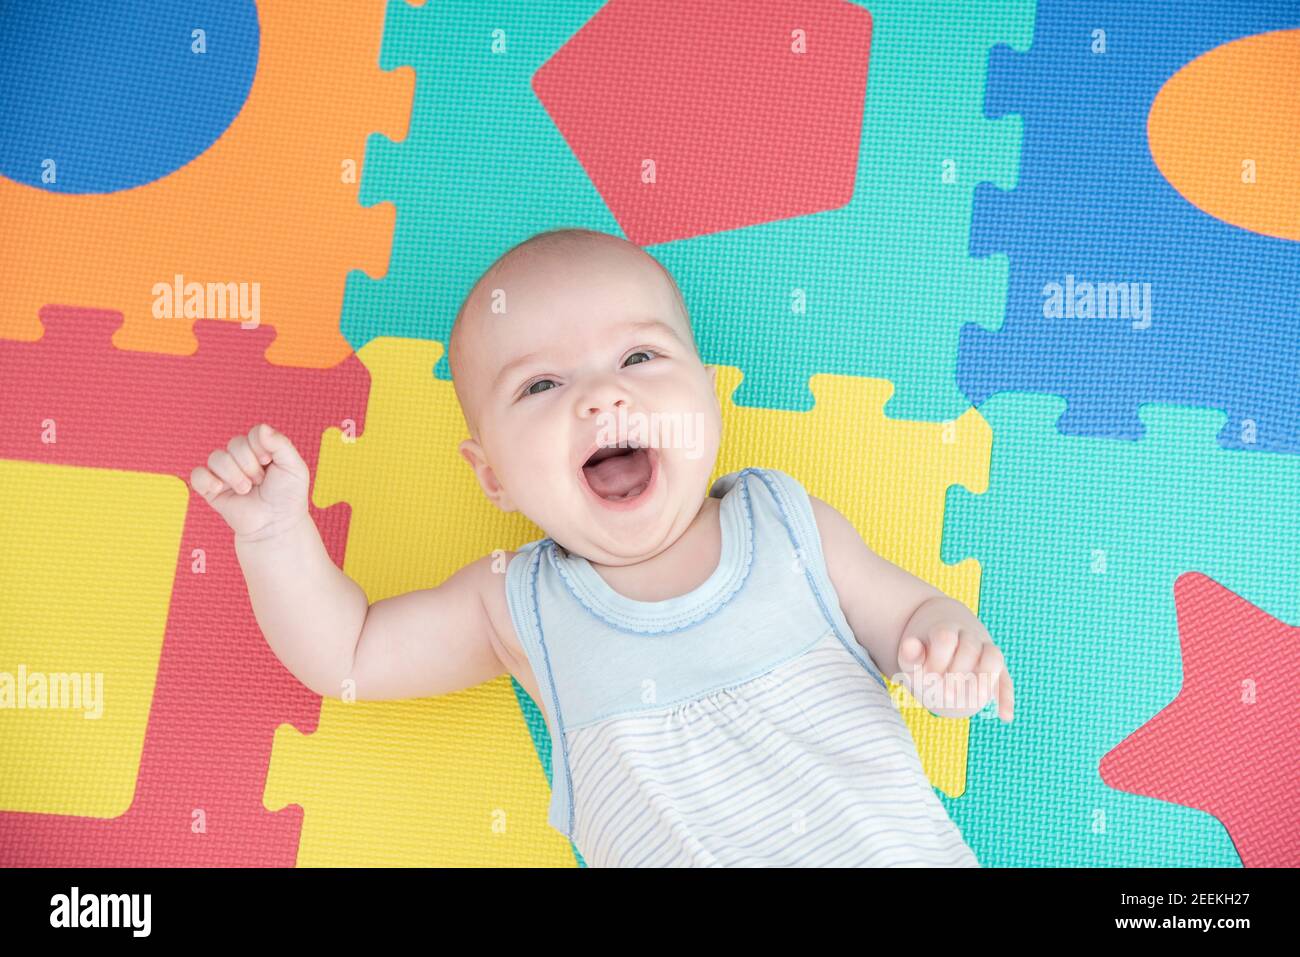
[0,312,368,866]
[266,344,985,864]
[265,683,576,867]
[0,461,187,817]
[0,1,413,368]
[267,336,576,866]
[1100,572,1299,868]
[936,392,1300,866]
[959,2,1300,455]
[0,1,259,193]
[343,0,620,357]
[532,0,873,246]
[344,0,1032,428]
[1147,29,1300,242]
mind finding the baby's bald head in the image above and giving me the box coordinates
[449,228,695,441]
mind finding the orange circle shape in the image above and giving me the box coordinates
[1147,29,1299,241]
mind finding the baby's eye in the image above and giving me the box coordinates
[623,350,657,367]
[523,378,557,397]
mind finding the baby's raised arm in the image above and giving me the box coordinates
[811,493,1014,720]
[190,423,508,701]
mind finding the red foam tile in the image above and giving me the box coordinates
[0,310,370,866]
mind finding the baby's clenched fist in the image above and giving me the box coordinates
[189,423,313,543]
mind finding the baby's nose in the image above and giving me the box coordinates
[583,396,626,415]
[576,377,631,417]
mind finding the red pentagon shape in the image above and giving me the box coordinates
[534,0,872,245]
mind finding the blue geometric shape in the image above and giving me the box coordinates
[0,0,259,193]
[959,0,1300,455]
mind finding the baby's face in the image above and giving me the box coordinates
[455,242,722,566]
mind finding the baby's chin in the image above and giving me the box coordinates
[547,462,677,555]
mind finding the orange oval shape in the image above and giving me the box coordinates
[1148,29,1299,241]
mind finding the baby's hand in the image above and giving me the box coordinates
[189,423,312,543]
[897,623,1014,722]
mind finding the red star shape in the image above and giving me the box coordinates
[1100,572,1299,867]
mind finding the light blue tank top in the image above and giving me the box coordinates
[505,467,980,867]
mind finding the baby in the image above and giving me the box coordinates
[191,228,1014,867]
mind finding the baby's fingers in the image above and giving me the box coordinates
[249,423,308,480]
[190,464,236,501]
[975,642,1013,721]
[998,663,1015,721]
[247,423,274,465]
[898,635,926,670]
[227,435,266,485]
[205,448,254,494]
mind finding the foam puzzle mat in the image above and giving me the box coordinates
[1,0,1295,867]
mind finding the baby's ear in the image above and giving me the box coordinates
[707,364,717,386]
[458,439,517,513]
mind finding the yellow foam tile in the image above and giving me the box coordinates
[265,682,566,866]
[0,460,187,816]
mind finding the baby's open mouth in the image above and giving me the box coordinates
[581,443,655,502]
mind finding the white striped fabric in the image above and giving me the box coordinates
[565,631,981,867]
